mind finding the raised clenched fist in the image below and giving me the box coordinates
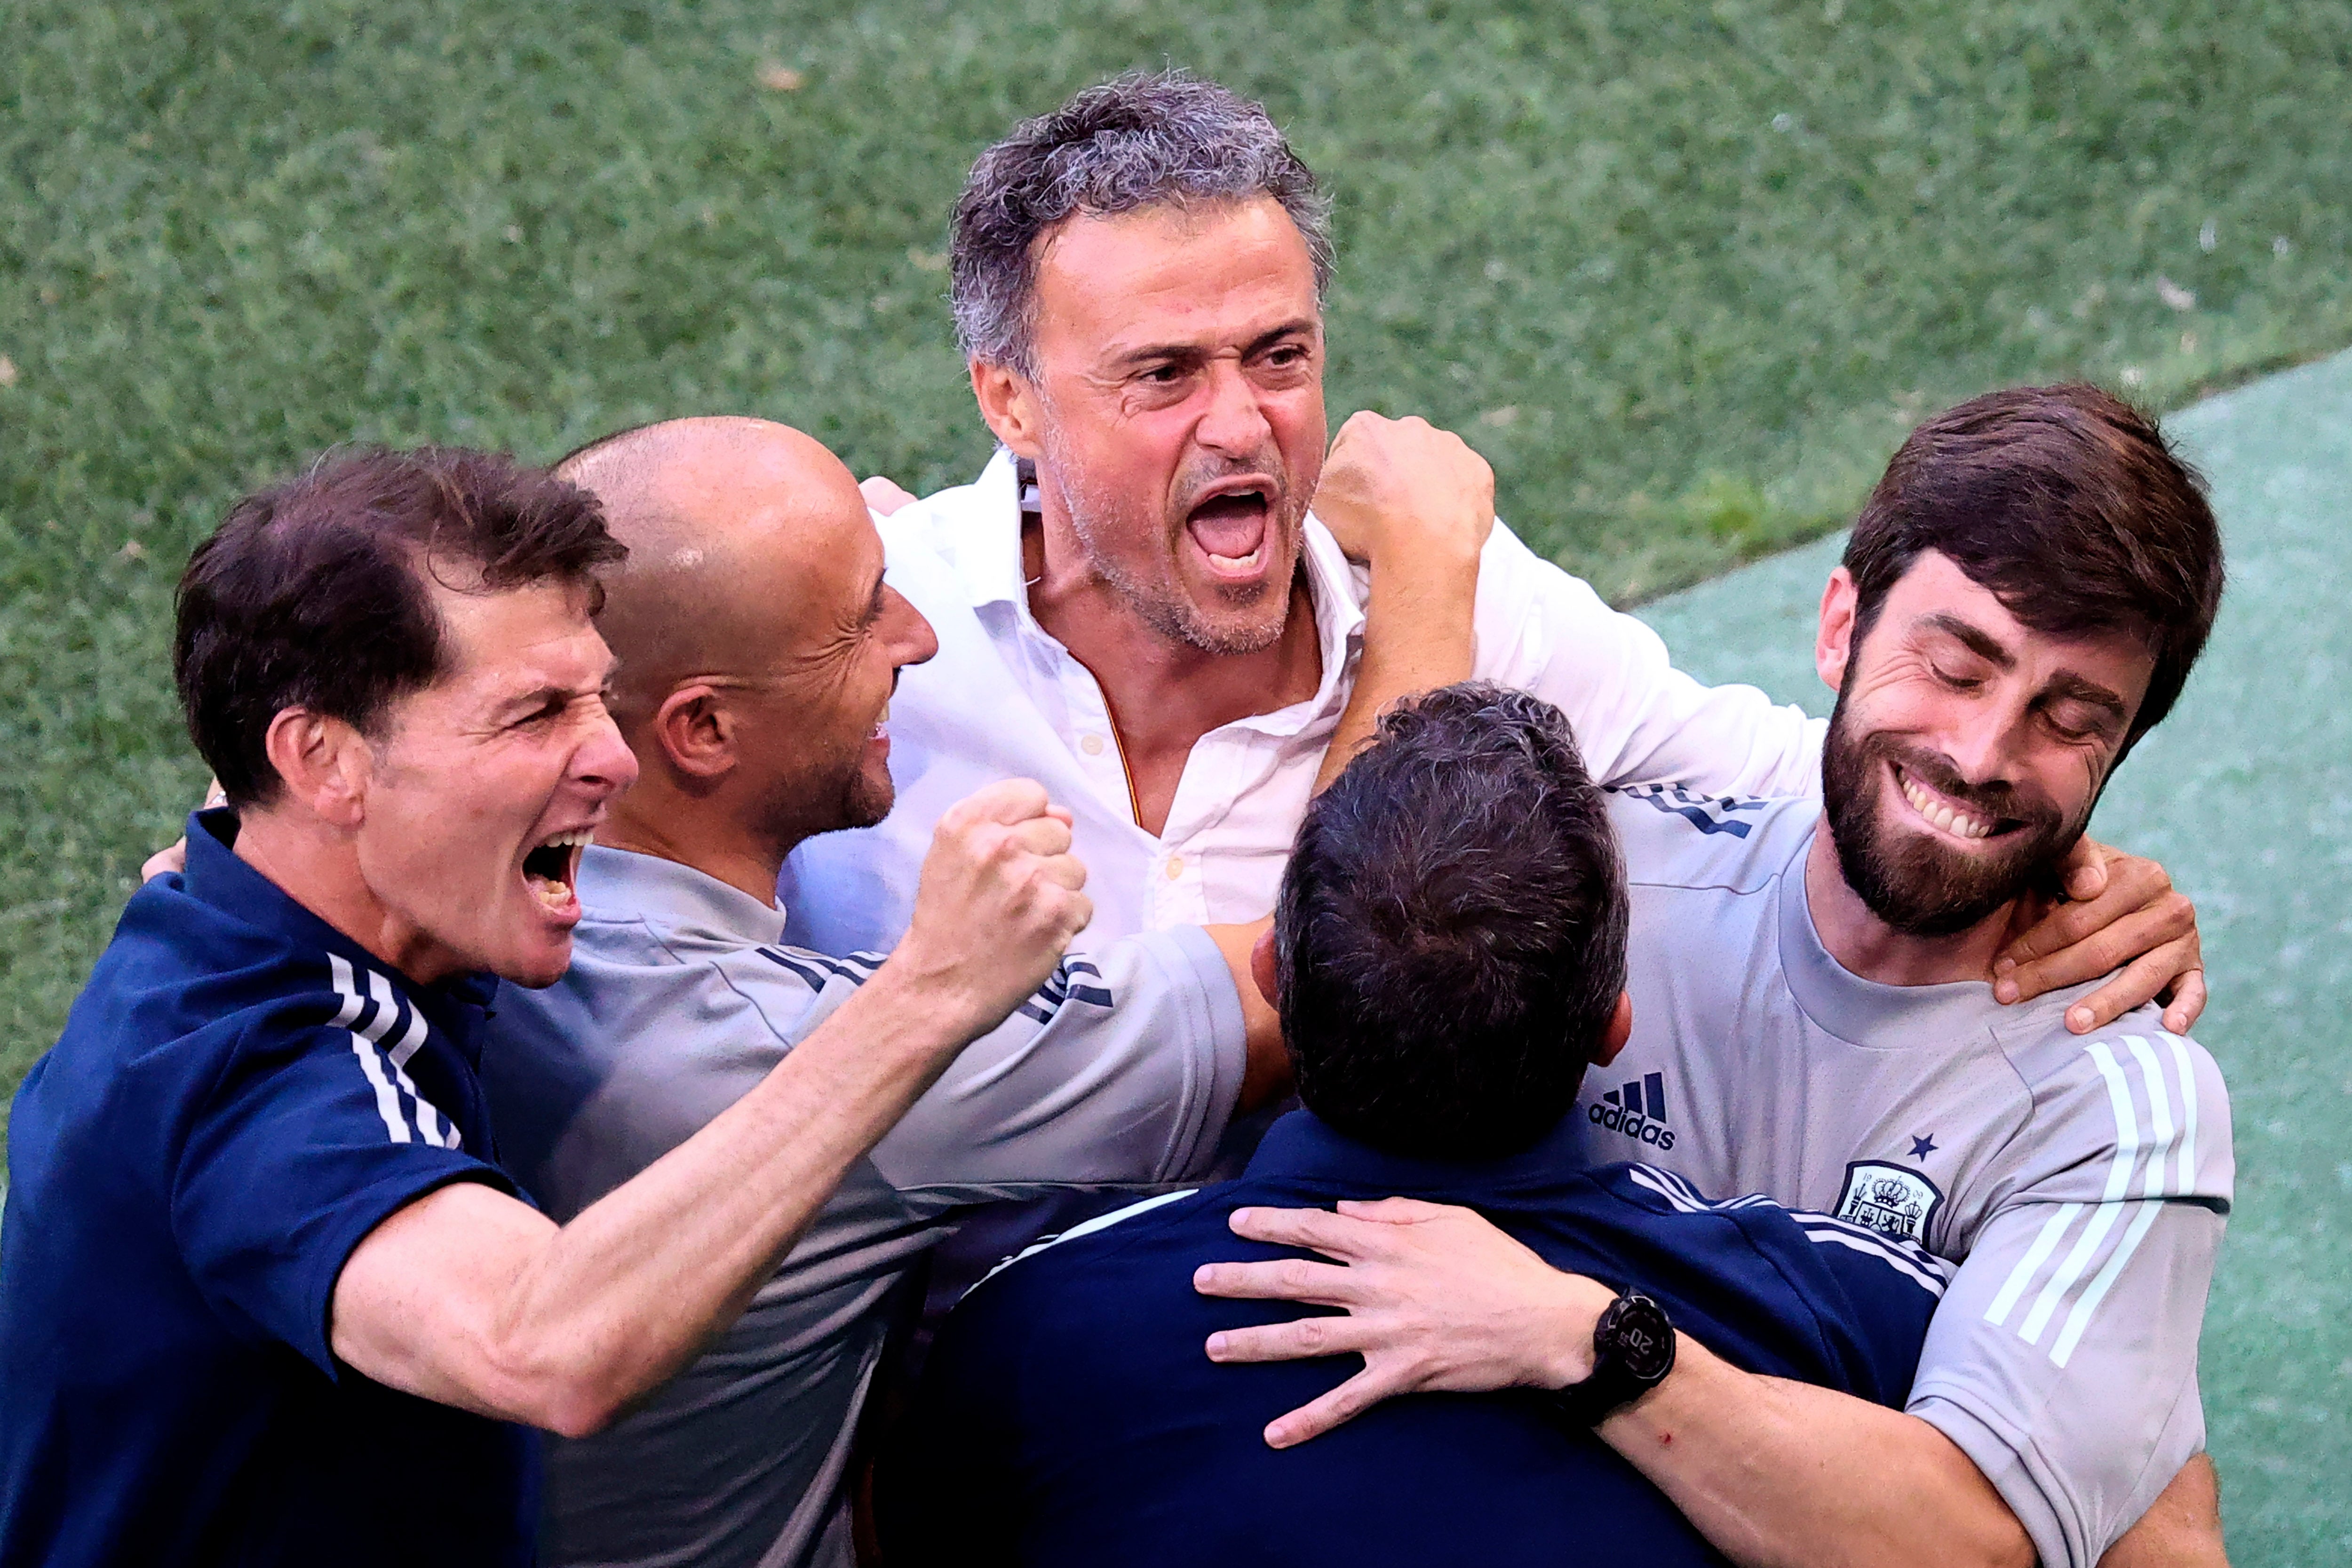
[891,778,1093,1037]
[1310,411,1495,575]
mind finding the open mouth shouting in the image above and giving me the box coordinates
[1891,763,2017,845]
[1183,477,1278,586]
[522,828,595,916]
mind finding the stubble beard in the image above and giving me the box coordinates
[1819,686,2088,939]
[758,746,894,853]
[1045,437,1308,658]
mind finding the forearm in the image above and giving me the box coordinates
[2097,1454,2226,1568]
[1601,1337,2032,1568]
[353,970,977,1436]
[509,971,973,1425]
[1204,917,1287,1109]
[1316,557,1478,791]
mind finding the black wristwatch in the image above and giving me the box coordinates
[1547,1290,1677,1426]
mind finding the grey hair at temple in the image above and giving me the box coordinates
[947,70,1335,376]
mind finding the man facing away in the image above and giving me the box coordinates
[476,414,1473,1568]
[878,684,1955,1567]
[1201,386,2235,1568]
[0,449,1097,1566]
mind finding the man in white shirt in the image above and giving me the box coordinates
[783,69,2202,1035]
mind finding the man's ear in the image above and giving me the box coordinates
[1591,992,1634,1067]
[969,359,1047,461]
[260,708,372,830]
[652,685,736,783]
[1816,565,1859,695]
[1249,925,1280,1010]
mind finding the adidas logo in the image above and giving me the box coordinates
[1589,1070,1677,1151]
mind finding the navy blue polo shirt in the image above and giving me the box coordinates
[881,1109,1948,1568]
[0,810,537,1568]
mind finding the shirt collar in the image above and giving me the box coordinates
[959,448,1033,613]
[1773,820,2090,1043]
[1243,1107,1590,1194]
[179,805,500,1028]
[955,449,1368,732]
[575,844,788,948]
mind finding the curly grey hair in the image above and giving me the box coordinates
[948,71,1335,375]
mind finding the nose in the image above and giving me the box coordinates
[574,709,641,798]
[884,585,938,670]
[1937,699,2030,788]
[1193,357,1273,458]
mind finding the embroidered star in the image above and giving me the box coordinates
[1908,1134,1939,1160]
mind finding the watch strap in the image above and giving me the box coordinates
[1548,1290,1676,1427]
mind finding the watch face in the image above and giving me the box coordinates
[1605,1294,1677,1383]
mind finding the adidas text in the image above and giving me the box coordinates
[1589,1099,1677,1150]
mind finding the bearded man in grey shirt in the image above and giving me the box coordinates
[1200,385,2232,1568]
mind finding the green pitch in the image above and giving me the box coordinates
[1640,347,2352,1565]
[3,7,2349,1554]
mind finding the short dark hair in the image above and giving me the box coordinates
[1844,384,2225,743]
[1275,684,1629,1161]
[175,446,624,807]
[950,70,1333,374]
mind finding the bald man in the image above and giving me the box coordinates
[476,417,1476,1568]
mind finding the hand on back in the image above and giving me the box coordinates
[890,778,1092,1037]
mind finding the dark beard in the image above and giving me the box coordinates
[1819,688,2083,939]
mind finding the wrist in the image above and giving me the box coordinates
[1364,539,1483,601]
[855,958,989,1061]
[1530,1270,1619,1390]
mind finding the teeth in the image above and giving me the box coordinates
[540,830,595,852]
[1899,772,1991,840]
[1207,548,1264,570]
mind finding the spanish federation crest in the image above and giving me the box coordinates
[1835,1160,1946,1245]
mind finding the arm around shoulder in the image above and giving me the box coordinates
[1474,523,1823,797]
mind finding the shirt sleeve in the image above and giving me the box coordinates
[1772,1212,1953,1406]
[1605,1166,1944,1406]
[866,926,1249,1202]
[171,1019,513,1377]
[1469,521,1825,796]
[1907,1030,2232,1568]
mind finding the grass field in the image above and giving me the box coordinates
[5,7,2351,1160]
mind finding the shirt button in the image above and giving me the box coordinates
[1080,733,1106,756]
[1165,856,1185,880]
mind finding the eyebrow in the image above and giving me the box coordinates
[1917,612,2016,670]
[493,685,574,720]
[1918,613,2129,720]
[2043,672,2131,722]
[1106,317,1320,372]
[493,659,620,720]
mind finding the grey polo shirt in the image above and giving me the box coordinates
[1583,786,2233,1568]
[481,846,1248,1568]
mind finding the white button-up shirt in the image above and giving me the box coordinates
[780,450,1824,955]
